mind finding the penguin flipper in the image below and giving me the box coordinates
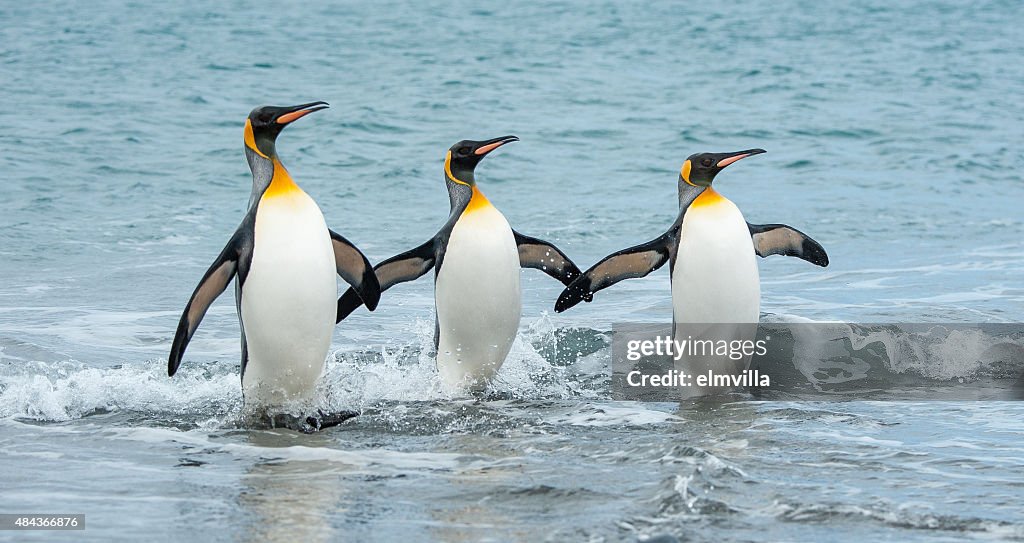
[747,222,829,267]
[168,243,239,376]
[512,230,585,286]
[554,234,674,313]
[329,230,382,311]
[336,239,436,323]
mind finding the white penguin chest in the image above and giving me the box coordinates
[671,190,760,324]
[436,203,522,324]
[433,201,522,388]
[247,192,336,292]
[239,190,337,396]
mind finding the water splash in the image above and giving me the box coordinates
[0,359,241,422]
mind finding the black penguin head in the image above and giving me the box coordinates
[679,148,766,187]
[244,101,329,158]
[444,135,519,186]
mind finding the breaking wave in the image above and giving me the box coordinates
[2,317,1022,423]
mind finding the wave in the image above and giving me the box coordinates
[0,316,609,423]
[767,322,1024,397]
[2,318,1022,423]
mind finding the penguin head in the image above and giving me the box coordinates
[244,101,329,159]
[679,148,766,187]
[444,135,519,186]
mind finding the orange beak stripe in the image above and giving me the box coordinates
[474,140,509,156]
[716,153,751,168]
[276,108,316,125]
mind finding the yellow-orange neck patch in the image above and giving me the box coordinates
[261,158,302,199]
[244,119,269,159]
[464,185,492,214]
[444,151,471,186]
[681,160,694,186]
[690,187,726,208]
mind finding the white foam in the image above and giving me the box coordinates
[1,315,601,422]
[0,360,241,421]
[102,425,501,472]
[543,402,681,427]
[322,315,600,409]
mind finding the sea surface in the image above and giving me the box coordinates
[2,1,1023,541]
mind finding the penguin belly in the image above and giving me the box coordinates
[671,191,760,395]
[672,192,760,324]
[434,206,522,391]
[240,192,337,408]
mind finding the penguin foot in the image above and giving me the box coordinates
[308,409,360,432]
[267,409,359,433]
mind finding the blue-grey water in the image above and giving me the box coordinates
[2,1,1024,541]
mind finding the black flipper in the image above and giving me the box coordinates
[512,230,586,287]
[747,222,829,267]
[236,280,249,378]
[555,230,676,313]
[329,230,382,313]
[336,239,436,323]
[168,239,240,376]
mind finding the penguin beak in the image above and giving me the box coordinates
[276,101,330,125]
[716,148,766,169]
[474,135,519,156]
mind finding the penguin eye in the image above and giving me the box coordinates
[700,158,713,167]
[258,112,272,123]
[458,147,471,156]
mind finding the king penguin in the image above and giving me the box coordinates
[167,102,381,423]
[336,136,586,391]
[556,150,829,392]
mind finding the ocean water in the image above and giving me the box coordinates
[2,1,1023,541]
